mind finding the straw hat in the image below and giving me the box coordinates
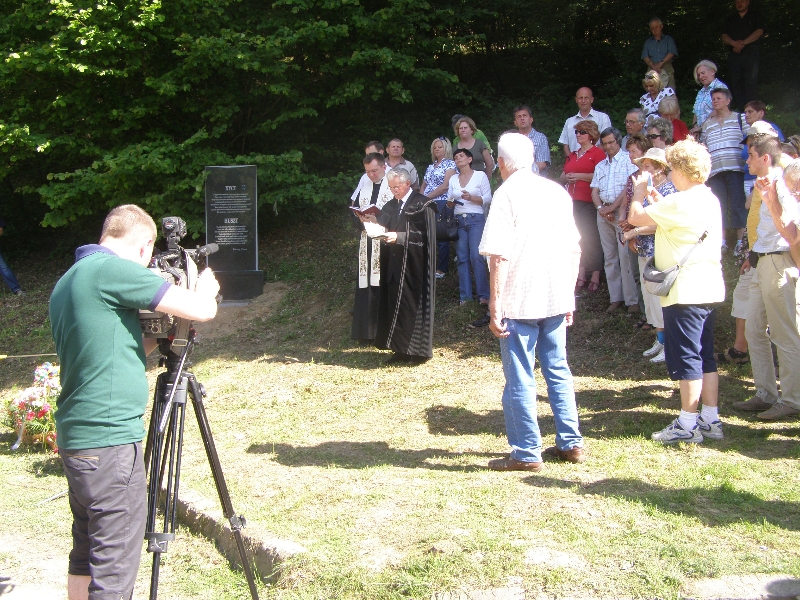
[633,147,669,169]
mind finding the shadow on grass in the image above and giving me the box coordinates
[523,474,800,531]
[247,440,496,471]
[425,404,505,436]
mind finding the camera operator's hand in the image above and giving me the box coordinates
[155,270,220,322]
[196,268,220,298]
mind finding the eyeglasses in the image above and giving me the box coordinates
[437,136,447,141]
[647,133,662,139]
[624,120,639,126]
[574,130,589,136]
[389,184,407,191]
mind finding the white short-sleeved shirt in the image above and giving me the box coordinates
[645,184,725,307]
[479,169,580,319]
[449,171,491,215]
[558,110,613,153]
[753,167,799,253]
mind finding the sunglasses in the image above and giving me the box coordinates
[574,130,589,136]
[647,133,662,140]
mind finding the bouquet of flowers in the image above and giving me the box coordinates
[4,362,60,452]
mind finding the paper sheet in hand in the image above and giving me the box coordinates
[363,221,388,239]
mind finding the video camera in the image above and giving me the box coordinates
[139,216,218,356]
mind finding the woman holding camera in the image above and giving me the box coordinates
[448,148,491,314]
[628,138,724,444]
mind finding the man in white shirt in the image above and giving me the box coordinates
[479,133,585,471]
[736,137,800,420]
[558,87,612,156]
[591,128,639,313]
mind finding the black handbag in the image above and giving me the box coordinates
[436,209,459,242]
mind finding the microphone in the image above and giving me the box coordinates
[195,243,219,258]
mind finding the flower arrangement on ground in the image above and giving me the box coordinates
[4,362,60,452]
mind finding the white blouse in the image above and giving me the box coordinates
[448,170,492,215]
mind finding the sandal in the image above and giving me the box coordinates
[641,322,654,331]
[587,280,600,292]
[635,316,647,329]
[575,278,586,293]
[715,347,749,364]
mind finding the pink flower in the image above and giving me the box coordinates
[25,411,35,421]
[37,409,48,419]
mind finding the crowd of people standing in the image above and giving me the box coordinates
[346,2,800,467]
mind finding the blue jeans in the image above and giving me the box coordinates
[0,249,21,293]
[499,316,583,463]
[456,212,489,302]
[435,199,451,274]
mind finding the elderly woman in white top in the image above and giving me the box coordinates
[447,148,492,308]
[690,59,729,136]
[628,138,725,444]
[640,70,675,121]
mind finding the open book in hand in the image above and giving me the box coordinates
[362,221,388,239]
[350,204,382,217]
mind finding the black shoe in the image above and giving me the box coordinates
[469,313,490,328]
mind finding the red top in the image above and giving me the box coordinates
[562,145,606,202]
[672,119,690,142]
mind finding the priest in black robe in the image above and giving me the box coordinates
[361,167,437,364]
[350,152,392,343]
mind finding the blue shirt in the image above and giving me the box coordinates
[641,34,678,63]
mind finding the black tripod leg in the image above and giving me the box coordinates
[186,374,261,600]
[144,371,188,600]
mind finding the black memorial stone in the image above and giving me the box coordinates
[205,165,264,300]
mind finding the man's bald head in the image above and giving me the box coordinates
[575,87,594,114]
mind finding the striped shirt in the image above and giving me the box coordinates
[525,128,551,175]
[700,112,747,177]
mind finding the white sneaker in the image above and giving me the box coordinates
[697,415,724,440]
[643,340,663,357]
[649,348,666,363]
[652,418,703,444]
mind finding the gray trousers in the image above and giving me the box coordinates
[597,212,638,306]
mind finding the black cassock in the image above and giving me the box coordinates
[375,191,437,359]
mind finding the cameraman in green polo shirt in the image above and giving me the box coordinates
[50,204,220,600]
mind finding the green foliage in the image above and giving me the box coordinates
[1,0,798,238]
[0,0,475,234]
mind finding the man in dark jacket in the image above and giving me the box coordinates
[360,167,437,364]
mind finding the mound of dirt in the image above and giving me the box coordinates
[193,282,289,340]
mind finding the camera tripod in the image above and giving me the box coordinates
[143,330,260,600]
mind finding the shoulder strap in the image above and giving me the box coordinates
[677,231,709,268]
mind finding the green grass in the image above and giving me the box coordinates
[1,211,800,598]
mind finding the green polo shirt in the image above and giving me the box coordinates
[50,245,170,450]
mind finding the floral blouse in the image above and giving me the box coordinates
[638,181,678,257]
[640,87,675,119]
[424,159,456,201]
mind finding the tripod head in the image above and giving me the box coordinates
[139,216,218,359]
